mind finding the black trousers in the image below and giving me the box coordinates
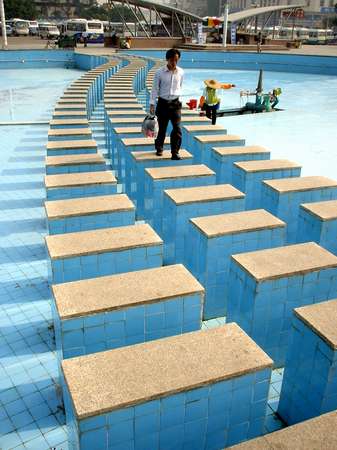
[155,97,182,156]
[205,104,219,125]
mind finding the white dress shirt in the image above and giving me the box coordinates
[150,65,184,105]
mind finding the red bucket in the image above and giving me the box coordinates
[186,99,197,110]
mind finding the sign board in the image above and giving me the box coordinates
[320,6,335,13]
[197,22,203,45]
[230,24,237,45]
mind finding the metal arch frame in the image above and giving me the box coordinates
[107,0,197,38]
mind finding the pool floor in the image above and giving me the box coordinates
[0,104,285,450]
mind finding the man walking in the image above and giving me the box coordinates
[150,48,184,160]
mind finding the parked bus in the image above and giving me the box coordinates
[61,19,104,43]
[306,28,333,44]
[10,18,30,36]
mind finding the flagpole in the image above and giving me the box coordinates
[0,0,8,49]
[222,1,229,48]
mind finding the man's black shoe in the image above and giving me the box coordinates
[171,154,181,160]
[156,151,163,156]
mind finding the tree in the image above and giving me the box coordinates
[4,0,37,19]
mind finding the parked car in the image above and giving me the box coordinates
[0,24,13,36]
[11,19,30,36]
[38,23,60,39]
[29,21,39,35]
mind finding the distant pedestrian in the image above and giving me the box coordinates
[200,79,235,125]
[150,48,184,160]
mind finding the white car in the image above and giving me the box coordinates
[39,24,60,39]
[29,21,39,35]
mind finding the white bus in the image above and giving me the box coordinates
[11,18,30,36]
[62,19,104,43]
[306,28,332,44]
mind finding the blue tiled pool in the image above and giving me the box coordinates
[183,69,337,180]
[0,53,336,449]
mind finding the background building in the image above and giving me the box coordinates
[33,0,92,19]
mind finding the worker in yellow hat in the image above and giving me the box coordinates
[199,79,235,125]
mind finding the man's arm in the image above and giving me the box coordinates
[150,69,160,114]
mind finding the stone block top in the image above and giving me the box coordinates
[233,242,337,281]
[61,323,272,419]
[104,89,135,94]
[114,127,142,134]
[295,299,337,349]
[145,164,215,181]
[61,94,88,98]
[107,110,145,116]
[46,140,97,151]
[191,209,284,238]
[194,134,241,143]
[45,153,104,167]
[53,264,203,320]
[64,87,89,92]
[122,137,170,147]
[104,94,136,98]
[45,171,116,189]
[45,194,134,220]
[301,200,337,221]
[55,104,87,110]
[49,119,89,126]
[105,103,142,109]
[165,184,245,206]
[45,223,162,260]
[228,411,337,450]
[181,116,210,123]
[234,159,301,173]
[183,125,226,132]
[109,117,144,124]
[58,99,87,104]
[131,149,191,162]
[263,176,337,194]
[212,145,270,157]
[53,111,87,117]
[48,128,92,137]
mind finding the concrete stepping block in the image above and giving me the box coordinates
[58,98,88,104]
[61,323,272,450]
[45,171,117,200]
[227,242,337,367]
[54,104,87,111]
[261,176,337,243]
[278,298,337,425]
[144,164,216,234]
[104,96,137,101]
[53,111,88,119]
[210,145,271,184]
[193,134,246,166]
[46,223,163,284]
[118,136,170,182]
[182,124,226,151]
[46,139,97,156]
[49,119,89,129]
[232,159,302,209]
[52,264,204,359]
[227,410,337,449]
[48,128,92,142]
[45,153,106,175]
[186,209,285,320]
[104,103,143,110]
[298,199,337,255]
[106,110,145,117]
[163,184,245,265]
[45,194,135,235]
[127,149,193,217]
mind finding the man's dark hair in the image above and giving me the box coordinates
[166,48,181,60]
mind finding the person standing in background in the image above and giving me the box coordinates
[150,48,184,160]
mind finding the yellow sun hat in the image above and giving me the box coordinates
[204,79,223,89]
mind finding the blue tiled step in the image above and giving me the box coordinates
[52,264,204,359]
[45,194,135,234]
